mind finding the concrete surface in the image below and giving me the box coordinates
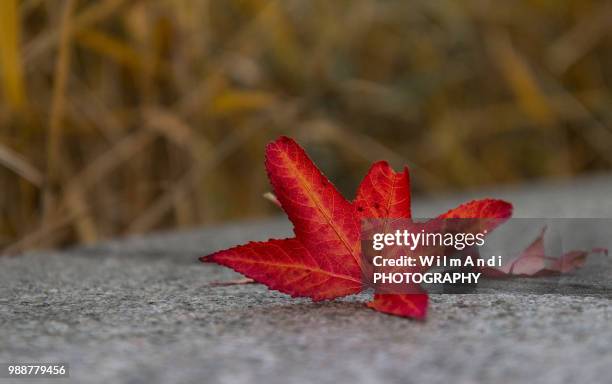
[1,174,612,384]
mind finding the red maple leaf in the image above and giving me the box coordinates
[201,136,512,318]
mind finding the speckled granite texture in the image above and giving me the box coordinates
[1,174,611,384]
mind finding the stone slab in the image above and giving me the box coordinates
[1,173,612,384]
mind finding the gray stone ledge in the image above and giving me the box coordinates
[1,173,612,384]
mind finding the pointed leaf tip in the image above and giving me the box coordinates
[355,160,411,219]
[203,238,361,301]
[439,198,513,219]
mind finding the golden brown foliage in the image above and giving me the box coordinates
[1,0,612,253]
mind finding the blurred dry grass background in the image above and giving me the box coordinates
[2,0,612,253]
